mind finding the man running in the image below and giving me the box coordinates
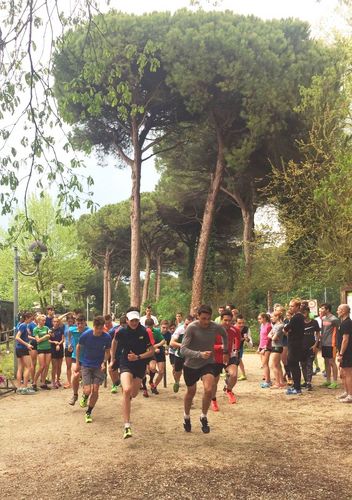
[170,315,194,393]
[110,308,154,439]
[140,305,159,327]
[221,310,241,404]
[180,305,228,434]
[75,316,111,423]
[68,314,90,405]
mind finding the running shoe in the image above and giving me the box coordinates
[17,388,24,394]
[40,384,51,390]
[238,375,247,381]
[301,382,308,388]
[24,387,36,395]
[327,382,339,389]
[286,388,302,395]
[142,389,149,398]
[200,416,210,434]
[320,381,331,387]
[151,386,159,395]
[54,382,59,389]
[307,384,313,391]
[340,395,352,403]
[211,400,219,412]
[111,384,118,394]
[336,392,348,400]
[69,394,78,406]
[183,418,191,433]
[226,391,237,404]
[260,382,271,389]
[32,384,38,391]
[80,395,89,408]
[123,427,132,439]
[173,382,180,393]
[85,413,93,423]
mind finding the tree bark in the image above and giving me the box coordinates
[190,128,225,312]
[103,248,112,316]
[130,117,142,308]
[155,252,162,302]
[141,254,151,306]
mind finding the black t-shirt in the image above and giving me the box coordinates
[337,317,352,354]
[303,319,320,350]
[116,324,151,365]
[284,312,305,352]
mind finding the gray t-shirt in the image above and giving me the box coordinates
[270,322,284,348]
[180,320,228,369]
[321,313,339,347]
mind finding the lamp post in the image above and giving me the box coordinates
[13,241,47,374]
[86,295,96,323]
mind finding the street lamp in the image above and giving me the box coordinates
[86,295,96,323]
[13,241,47,374]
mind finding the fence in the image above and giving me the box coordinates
[0,329,16,396]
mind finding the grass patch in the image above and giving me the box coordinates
[0,343,15,379]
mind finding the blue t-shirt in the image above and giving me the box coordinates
[64,323,70,347]
[16,322,29,349]
[45,316,53,329]
[79,330,112,368]
[51,326,64,343]
[69,325,89,361]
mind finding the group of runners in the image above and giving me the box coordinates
[14,299,352,438]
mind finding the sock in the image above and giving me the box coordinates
[124,422,131,428]
[142,377,147,390]
[86,406,93,415]
[200,413,207,419]
[150,372,155,384]
[184,412,190,420]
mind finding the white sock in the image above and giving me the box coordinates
[184,413,190,420]
[200,413,207,419]
[124,422,131,428]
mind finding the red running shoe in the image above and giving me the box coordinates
[227,391,237,404]
[211,400,219,412]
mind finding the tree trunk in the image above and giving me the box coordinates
[130,118,142,308]
[103,248,112,316]
[141,254,151,306]
[155,253,162,302]
[190,128,225,312]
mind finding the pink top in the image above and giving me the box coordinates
[259,322,272,349]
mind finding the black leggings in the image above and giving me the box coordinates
[288,357,301,391]
[301,356,313,384]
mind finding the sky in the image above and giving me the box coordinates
[0,0,349,227]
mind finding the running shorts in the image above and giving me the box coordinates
[183,364,216,387]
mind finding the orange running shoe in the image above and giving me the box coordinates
[211,399,219,412]
[227,391,237,404]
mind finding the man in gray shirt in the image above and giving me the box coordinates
[180,305,228,434]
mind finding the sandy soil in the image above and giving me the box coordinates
[1,353,351,500]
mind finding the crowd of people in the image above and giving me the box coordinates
[14,300,352,438]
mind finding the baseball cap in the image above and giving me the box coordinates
[126,311,140,321]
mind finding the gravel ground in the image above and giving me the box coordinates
[1,354,351,499]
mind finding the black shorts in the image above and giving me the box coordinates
[37,349,52,355]
[213,363,224,377]
[120,362,146,380]
[65,348,73,358]
[271,346,283,354]
[341,355,352,368]
[227,356,240,366]
[174,356,185,372]
[322,346,335,359]
[183,364,216,387]
[16,348,29,358]
[30,339,38,350]
[51,347,64,359]
[154,349,166,363]
[169,353,175,366]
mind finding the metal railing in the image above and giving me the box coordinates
[0,329,16,396]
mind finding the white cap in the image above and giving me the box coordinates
[126,311,140,321]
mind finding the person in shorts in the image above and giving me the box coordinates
[108,315,126,394]
[320,303,339,389]
[109,308,154,439]
[33,314,52,390]
[27,313,38,384]
[68,314,90,405]
[75,316,111,423]
[63,314,75,388]
[145,318,166,395]
[257,313,272,388]
[170,316,194,393]
[221,310,241,404]
[336,304,352,403]
[15,312,35,394]
[180,305,228,434]
[268,309,285,389]
[49,316,65,388]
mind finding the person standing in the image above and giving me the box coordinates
[320,303,339,389]
[49,316,65,388]
[110,308,154,439]
[15,312,35,394]
[336,304,352,403]
[180,305,228,434]
[300,305,320,391]
[284,299,305,395]
[33,314,52,390]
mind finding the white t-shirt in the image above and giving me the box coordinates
[172,324,186,357]
[140,314,159,327]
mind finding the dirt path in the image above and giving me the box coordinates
[1,354,351,500]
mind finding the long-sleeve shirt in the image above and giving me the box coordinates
[180,320,228,369]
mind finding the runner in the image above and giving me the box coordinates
[15,312,35,394]
[180,305,229,434]
[175,312,184,327]
[63,314,75,388]
[68,314,90,405]
[300,305,320,391]
[108,315,126,394]
[170,315,194,393]
[146,319,166,395]
[49,316,65,388]
[75,316,111,423]
[235,314,253,381]
[284,299,305,395]
[140,305,159,327]
[320,303,339,389]
[109,308,154,439]
[219,310,241,406]
[257,313,272,388]
[336,304,352,403]
[33,314,52,390]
